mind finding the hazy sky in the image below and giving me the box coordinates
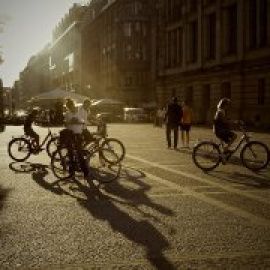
[0,0,86,87]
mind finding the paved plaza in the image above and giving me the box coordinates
[0,123,270,269]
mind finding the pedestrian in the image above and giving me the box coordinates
[164,97,183,149]
[78,98,95,144]
[63,98,89,178]
[180,101,193,148]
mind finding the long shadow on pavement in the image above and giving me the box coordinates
[76,175,175,270]
[211,170,270,189]
[9,161,176,269]
[0,185,10,212]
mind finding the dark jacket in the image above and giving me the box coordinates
[165,102,183,126]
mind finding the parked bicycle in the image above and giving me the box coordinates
[8,127,59,162]
[51,139,121,183]
[192,122,270,172]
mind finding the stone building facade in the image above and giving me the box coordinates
[18,44,51,106]
[50,3,87,91]
[81,0,156,106]
[156,0,270,126]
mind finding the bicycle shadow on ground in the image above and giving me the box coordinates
[211,169,270,189]
[76,166,175,270]
[102,165,175,218]
[8,161,65,195]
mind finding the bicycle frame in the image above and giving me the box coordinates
[219,126,250,160]
[39,128,55,148]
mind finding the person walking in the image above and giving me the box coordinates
[180,101,193,148]
[164,97,183,149]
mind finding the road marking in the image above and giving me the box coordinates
[127,154,270,205]
[145,170,270,226]
[127,155,270,226]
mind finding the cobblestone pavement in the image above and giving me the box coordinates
[0,124,269,269]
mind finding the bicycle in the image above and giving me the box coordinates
[192,122,270,172]
[53,122,126,165]
[8,126,59,162]
[85,122,126,164]
[51,138,121,183]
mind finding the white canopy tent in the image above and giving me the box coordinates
[29,88,89,108]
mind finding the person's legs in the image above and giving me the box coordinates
[173,126,179,149]
[74,135,89,177]
[166,124,172,148]
[227,132,237,149]
[82,128,93,146]
[26,128,39,149]
[185,125,191,147]
[186,131,190,147]
[180,127,185,147]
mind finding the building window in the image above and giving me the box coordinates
[205,13,216,60]
[171,30,177,67]
[258,78,265,105]
[171,88,176,97]
[221,82,231,99]
[188,21,198,63]
[188,0,198,12]
[173,0,182,22]
[223,4,237,55]
[124,23,132,37]
[177,27,183,66]
[258,0,267,47]
[202,84,211,108]
[203,0,216,7]
[248,0,257,49]
[185,86,194,106]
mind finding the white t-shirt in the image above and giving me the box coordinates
[78,106,90,129]
[65,109,84,134]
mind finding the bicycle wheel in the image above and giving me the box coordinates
[88,148,121,183]
[8,137,31,162]
[240,141,270,171]
[51,147,73,180]
[46,136,60,158]
[100,138,126,164]
[192,141,221,171]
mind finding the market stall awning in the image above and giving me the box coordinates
[29,88,89,104]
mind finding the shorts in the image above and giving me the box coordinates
[215,128,235,144]
[180,124,191,132]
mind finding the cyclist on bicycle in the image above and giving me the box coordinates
[63,98,89,178]
[213,98,237,152]
[23,108,40,151]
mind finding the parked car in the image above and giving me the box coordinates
[123,107,149,123]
